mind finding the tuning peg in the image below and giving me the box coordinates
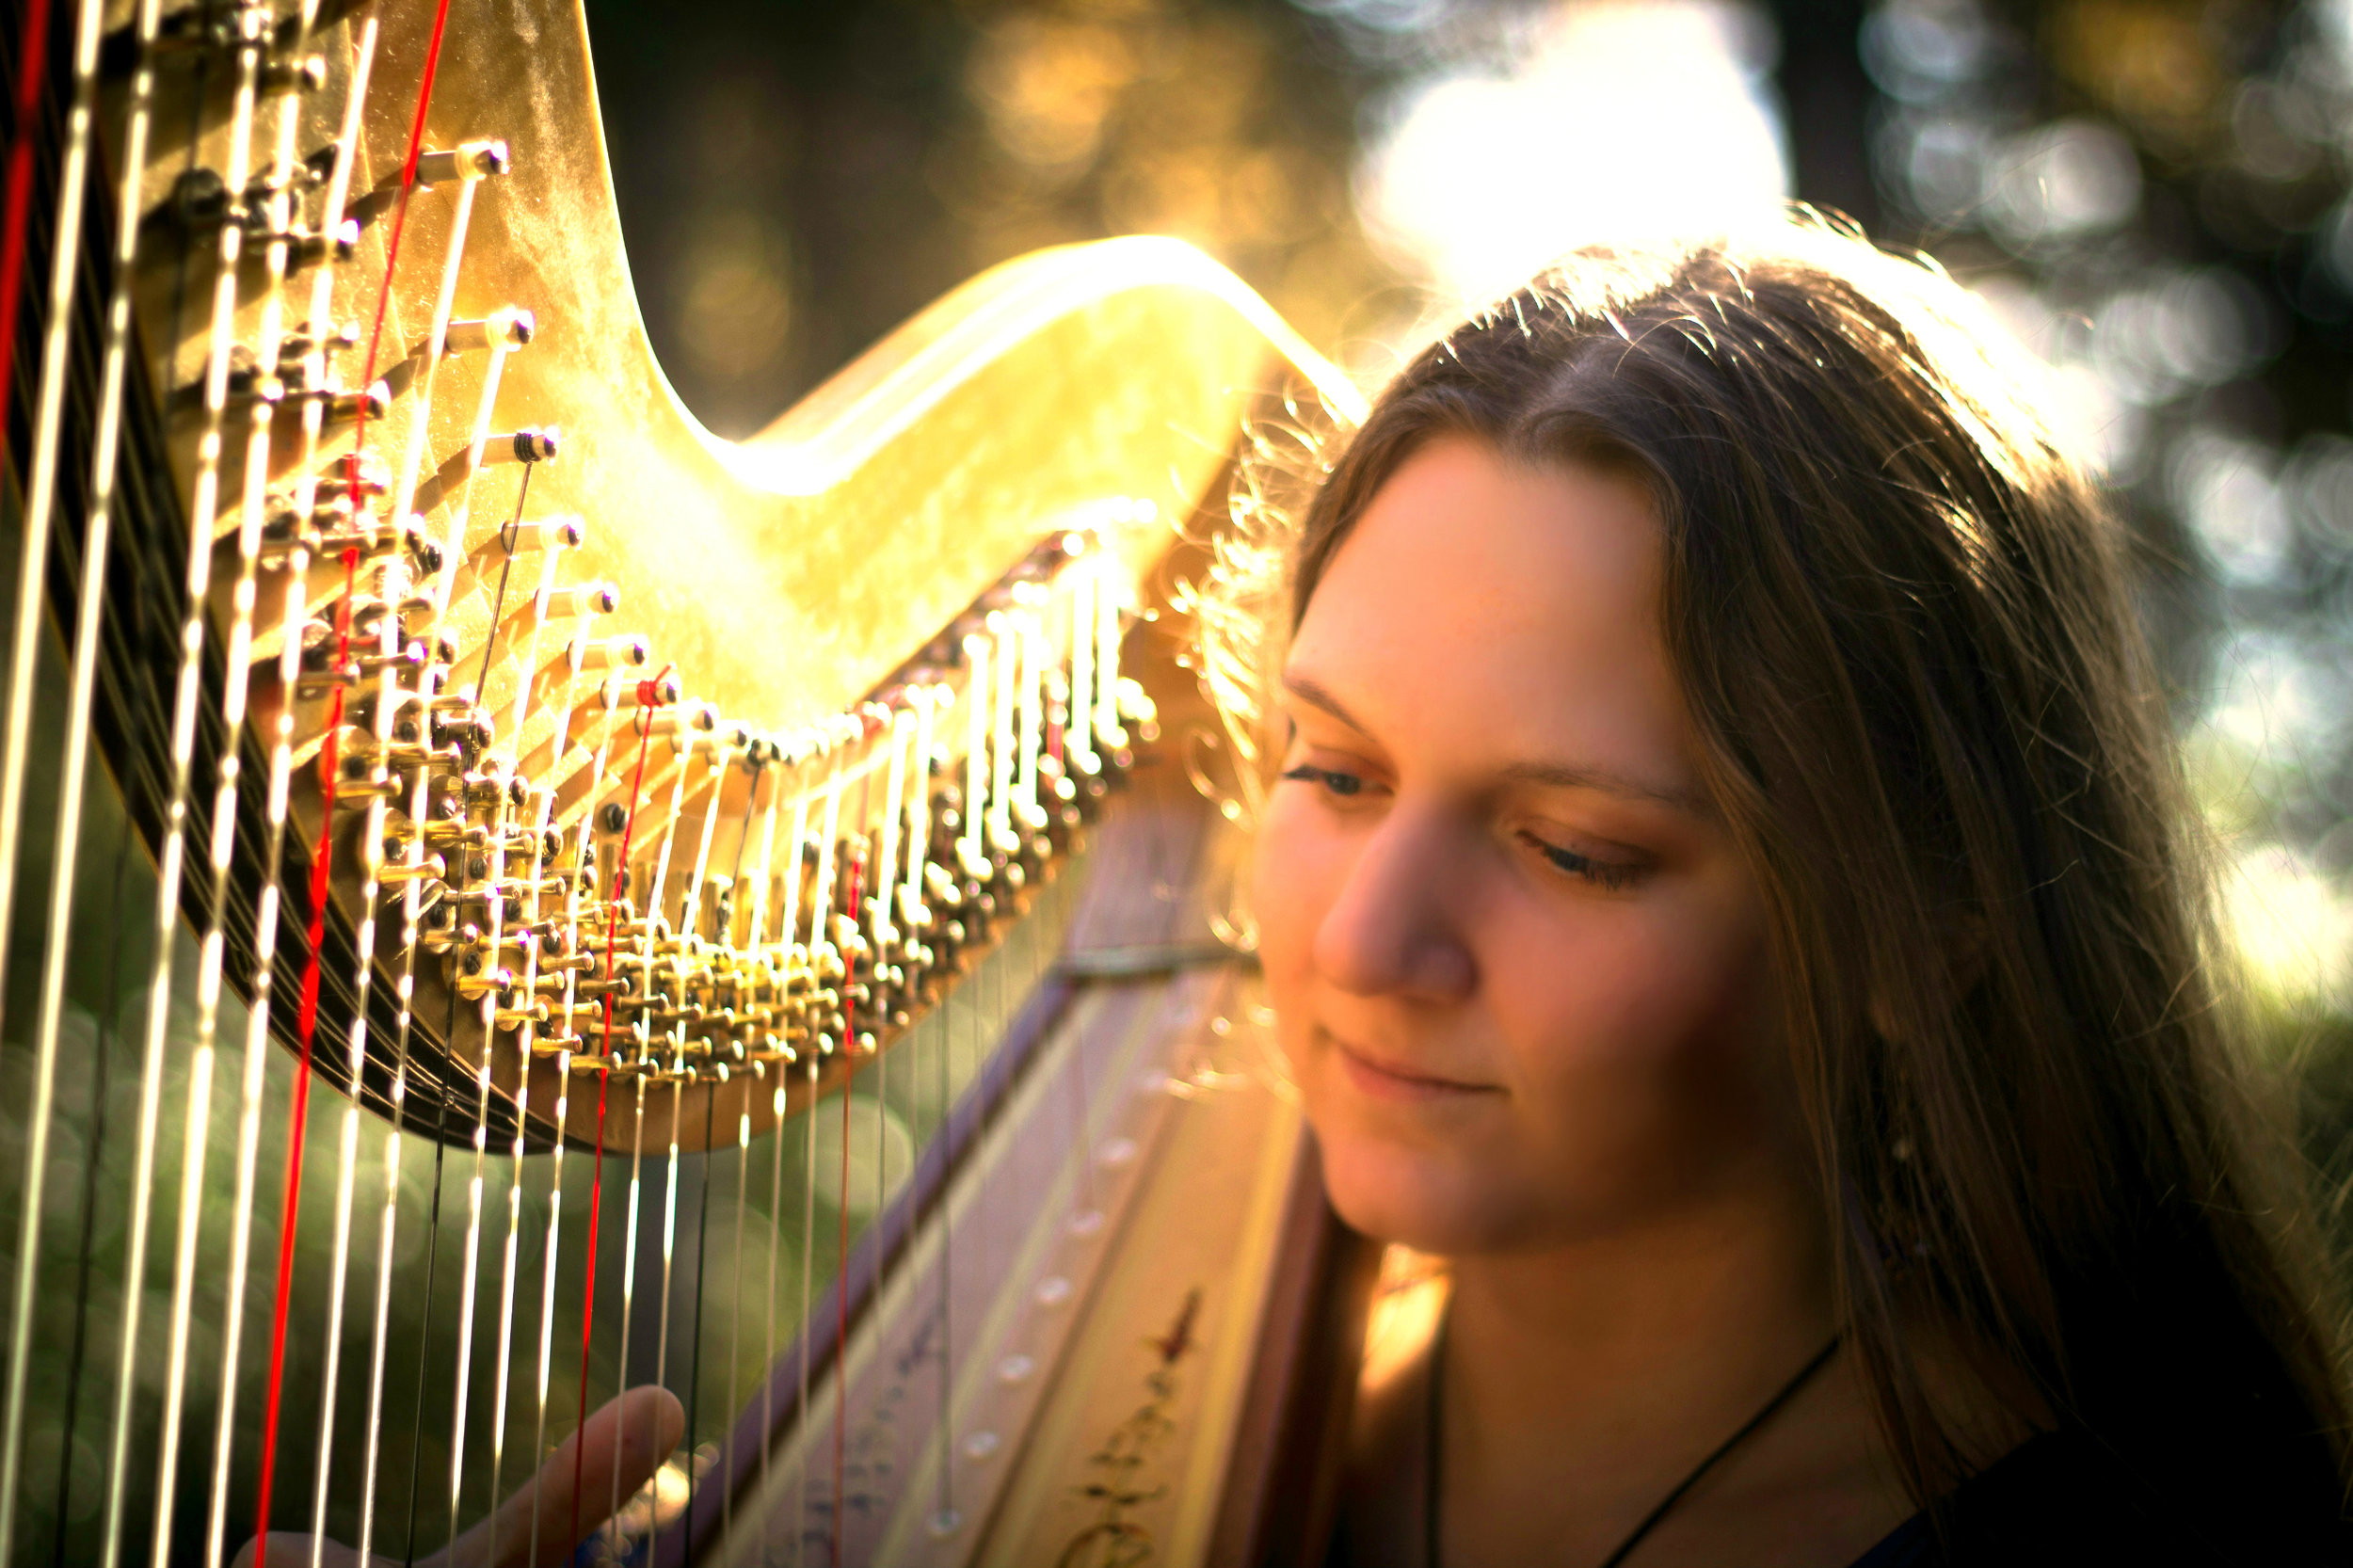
[413,139,511,185]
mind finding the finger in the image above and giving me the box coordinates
[429,1384,686,1568]
[227,1533,369,1568]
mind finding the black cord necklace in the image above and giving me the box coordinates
[1424,1320,1844,1568]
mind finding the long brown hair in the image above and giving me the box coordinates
[1205,221,2349,1529]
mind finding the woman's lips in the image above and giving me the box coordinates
[1329,1034,1499,1103]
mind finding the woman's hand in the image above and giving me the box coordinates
[231,1384,686,1568]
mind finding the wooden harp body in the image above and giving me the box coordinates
[0,0,1378,1563]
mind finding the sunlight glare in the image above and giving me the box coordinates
[1356,1,1790,306]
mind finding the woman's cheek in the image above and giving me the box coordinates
[1251,790,1342,1060]
[1489,887,1776,1176]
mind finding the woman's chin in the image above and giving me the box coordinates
[1316,1132,1516,1255]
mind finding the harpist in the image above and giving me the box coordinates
[1227,223,2353,1566]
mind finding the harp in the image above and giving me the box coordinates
[0,0,1381,1563]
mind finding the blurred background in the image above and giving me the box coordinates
[581,0,2353,1240]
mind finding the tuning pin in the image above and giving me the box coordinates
[278,317,359,364]
[327,450,391,496]
[413,139,511,185]
[454,961,517,999]
[607,670,681,710]
[319,379,390,426]
[432,709,494,760]
[288,218,360,267]
[636,701,718,740]
[493,1000,551,1032]
[503,514,584,555]
[261,52,326,95]
[540,581,617,618]
[378,852,447,885]
[696,718,756,758]
[442,309,536,355]
[482,427,559,465]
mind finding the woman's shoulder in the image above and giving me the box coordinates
[1848,1428,2352,1568]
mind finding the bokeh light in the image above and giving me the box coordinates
[1354,1,1788,304]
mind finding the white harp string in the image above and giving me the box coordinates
[0,0,139,1554]
[20,0,155,1561]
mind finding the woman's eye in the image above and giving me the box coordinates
[1281,763,1365,798]
[1524,834,1640,891]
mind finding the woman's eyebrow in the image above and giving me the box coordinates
[1282,669,1710,817]
[1279,671,1372,734]
[1496,759,1713,817]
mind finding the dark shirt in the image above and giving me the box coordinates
[1849,1428,2351,1567]
[1322,1421,2350,1565]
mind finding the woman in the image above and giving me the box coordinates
[1230,223,2352,1565]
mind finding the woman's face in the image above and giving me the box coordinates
[1255,437,1791,1256]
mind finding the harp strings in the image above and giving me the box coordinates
[790,797,819,1567]
[932,948,960,1542]
[38,0,159,1562]
[0,3,1176,1550]
[275,7,478,1557]
[434,154,545,1555]
[668,726,748,1556]
[740,733,786,1557]
[481,492,555,1566]
[721,1060,752,1546]
[636,712,717,1545]
[829,793,873,1564]
[199,2,308,1536]
[183,9,369,1552]
[0,0,134,1552]
[507,532,1133,1561]
[520,534,616,1565]
[312,208,467,1568]
[711,744,768,1547]
[612,1074,649,1542]
[570,671,656,1547]
[294,20,386,1566]
[490,497,596,1564]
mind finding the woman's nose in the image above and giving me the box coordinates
[1310,807,1476,1002]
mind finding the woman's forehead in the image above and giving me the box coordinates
[1289,438,1698,787]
